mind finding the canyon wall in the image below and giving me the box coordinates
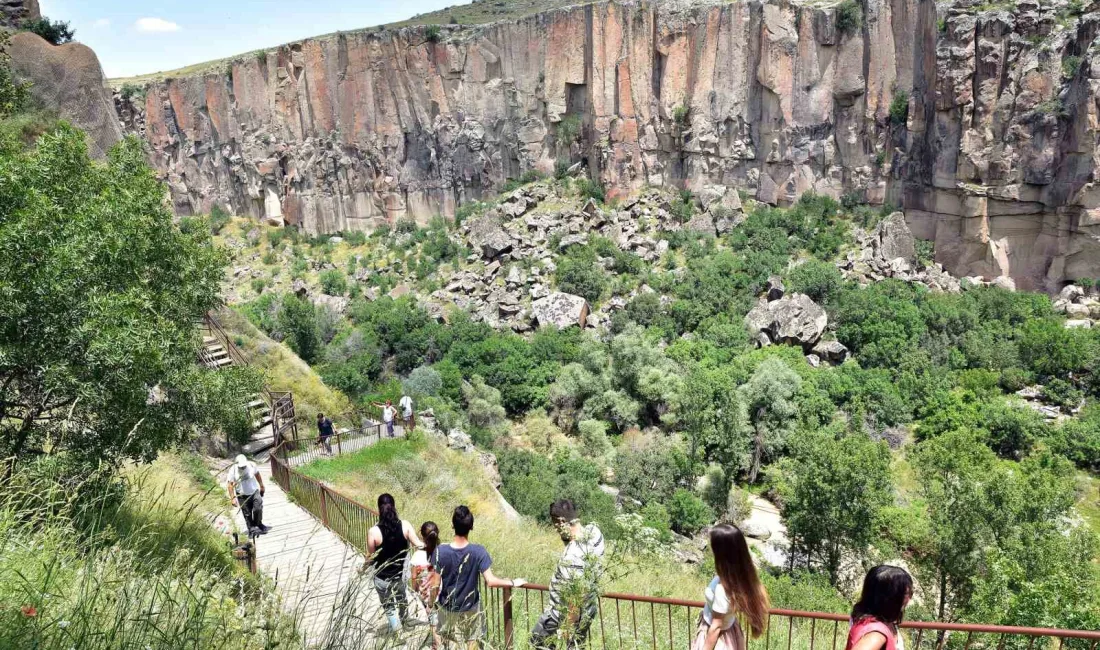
[118,0,1100,291]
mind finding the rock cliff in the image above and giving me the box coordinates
[0,0,37,29]
[116,0,1100,291]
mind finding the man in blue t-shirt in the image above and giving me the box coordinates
[433,505,526,650]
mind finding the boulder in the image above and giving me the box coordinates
[1059,284,1085,302]
[744,293,828,347]
[991,276,1017,292]
[766,276,785,301]
[446,429,474,451]
[1065,319,1093,329]
[684,213,717,237]
[532,292,589,329]
[1065,303,1091,318]
[740,521,772,541]
[874,212,916,264]
[467,216,513,259]
[812,340,850,364]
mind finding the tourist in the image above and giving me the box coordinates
[692,524,770,650]
[367,493,425,632]
[316,412,335,455]
[530,499,605,650]
[399,392,415,432]
[433,505,526,650]
[411,521,443,648]
[226,454,269,537]
[373,399,397,438]
[845,566,913,650]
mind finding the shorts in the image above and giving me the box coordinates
[438,608,486,643]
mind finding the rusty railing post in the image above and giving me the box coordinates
[503,586,514,650]
[320,485,329,527]
[337,432,343,456]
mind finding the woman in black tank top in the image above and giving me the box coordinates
[369,493,424,631]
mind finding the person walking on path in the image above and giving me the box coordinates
[410,521,443,649]
[399,393,415,433]
[226,454,269,537]
[316,412,335,455]
[367,493,425,633]
[844,566,913,650]
[373,399,397,438]
[433,505,526,650]
[692,524,769,650]
[530,499,605,650]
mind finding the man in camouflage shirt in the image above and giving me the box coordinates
[530,499,606,650]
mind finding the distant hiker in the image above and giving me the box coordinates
[530,499,605,650]
[316,412,335,455]
[367,493,425,632]
[692,524,769,650]
[399,393,415,432]
[373,399,397,438]
[433,505,526,650]
[411,521,443,648]
[845,566,913,650]
[226,454,269,537]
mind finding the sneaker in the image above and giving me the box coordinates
[259,525,271,534]
[248,527,261,537]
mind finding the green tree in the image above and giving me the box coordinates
[786,260,844,304]
[668,488,713,535]
[278,294,321,363]
[21,17,75,45]
[781,430,893,585]
[739,358,802,482]
[680,366,750,477]
[319,269,348,296]
[0,126,252,467]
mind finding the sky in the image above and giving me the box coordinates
[39,0,460,79]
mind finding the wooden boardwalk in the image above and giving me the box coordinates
[218,423,423,648]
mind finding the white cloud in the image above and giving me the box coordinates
[135,17,180,33]
[91,18,110,28]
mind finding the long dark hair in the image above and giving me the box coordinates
[851,566,913,626]
[377,493,402,538]
[421,521,440,556]
[711,524,770,638]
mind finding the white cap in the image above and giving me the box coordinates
[235,454,248,467]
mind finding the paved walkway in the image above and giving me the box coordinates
[217,422,420,648]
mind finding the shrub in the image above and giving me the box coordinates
[319,269,348,296]
[639,501,673,541]
[424,24,442,43]
[699,465,729,513]
[787,260,844,303]
[343,230,368,246]
[554,158,572,179]
[670,190,695,223]
[556,247,608,304]
[21,17,74,45]
[1042,378,1083,410]
[1063,55,1082,78]
[119,83,144,101]
[250,277,267,294]
[668,489,713,535]
[672,104,690,129]
[725,486,753,525]
[404,365,443,398]
[578,418,613,461]
[915,239,935,268]
[889,91,910,125]
[208,205,231,234]
[556,114,582,145]
[278,293,322,363]
[576,177,606,203]
[261,250,278,265]
[520,169,545,184]
[835,0,863,35]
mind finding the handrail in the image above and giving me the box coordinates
[265,443,1100,647]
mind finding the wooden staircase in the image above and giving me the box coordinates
[198,313,297,455]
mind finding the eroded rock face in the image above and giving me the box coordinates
[0,0,38,28]
[8,32,122,159]
[532,292,589,329]
[745,293,828,347]
[116,0,1100,292]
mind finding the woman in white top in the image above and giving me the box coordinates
[693,524,770,650]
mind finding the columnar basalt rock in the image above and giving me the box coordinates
[115,0,1100,292]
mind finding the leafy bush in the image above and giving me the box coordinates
[424,24,442,42]
[1042,378,1083,410]
[404,365,443,398]
[250,277,268,294]
[668,489,712,535]
[208,205,231,234]
[835,0,862,35]
[119,83,145,101]
[786,260,844,303]
[319,269,348,296]
[672,104,690,129]
[21,17,74,45]
[576,177,606,203]
[725,486,753,525]
[520,169,545,184]
[554,158,572,179]
[915,239,935,267]
[889,91,910,125]
[1063,55,1082,78]
[555,246,608,304]
[278,293,322,363]
[556,114,582,145]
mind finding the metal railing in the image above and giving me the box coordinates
[271,420,387,468]
[265,448,1100,650]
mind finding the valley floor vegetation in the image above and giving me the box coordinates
[223,177,1100,631]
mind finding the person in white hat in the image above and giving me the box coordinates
[226,454,269,536]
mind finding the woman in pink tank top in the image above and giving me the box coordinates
[845,566,914,650]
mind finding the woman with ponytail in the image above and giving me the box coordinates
[411,521,442,648]
[368,493,424,632]
[693,524,770,650]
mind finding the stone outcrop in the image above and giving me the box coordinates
[745,293,828,348]
[115,0,1100,292]
[8,32,122,159]
[532,292,589,329]
[0,0,37,28]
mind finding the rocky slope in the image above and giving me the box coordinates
[114,0,1100,292]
